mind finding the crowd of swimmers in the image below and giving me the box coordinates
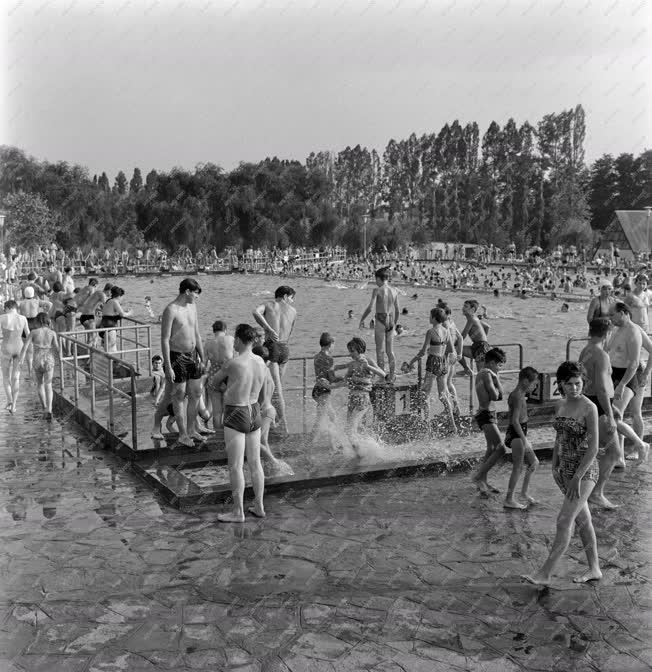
[1,260,651,586]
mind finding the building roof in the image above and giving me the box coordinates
[602,210,652,253]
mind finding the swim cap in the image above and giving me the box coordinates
[24,286,34,298]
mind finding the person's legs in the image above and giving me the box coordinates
[185,378,203,440]
[573,504,602,583]
[151,379,172,438]
[611,388,634,467]
[170,381,191,445]
[473,424,505,492]
[420,373,434,419]
[373,321,386,373]
[218,427,246,522]
[625,387,649,462]
[208,390,224,430]
[589,430,620,510]
[525,479,595,584]
[504,439,526,509]
[520,448,539,504]
[269,362,288,434]
[384,328,395,379]
[446,364,460,414]
[43,369,54,413]
[244,428,265,517]
[1,356,13,409]
[34,369,46,409]
[436,375,457,433]
[459,345,474,376]
[9,356,20,412]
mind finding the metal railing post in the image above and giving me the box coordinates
[107,354,115,433]
[130,369,138,451]
[89,349,96,417]
[72,340,79,406]
[58,339,65,393]
[302,358,307,435]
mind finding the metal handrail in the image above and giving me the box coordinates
[57,332,145,451]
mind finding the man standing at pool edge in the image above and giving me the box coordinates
[252,285,297,434]
[159,278,205,448]
[211,323,267,523]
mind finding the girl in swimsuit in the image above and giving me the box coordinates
[586,282,615,324]
[100,286,132,353]
[19,312,60,420]
[523,361,602,586]
[407,307,457,433]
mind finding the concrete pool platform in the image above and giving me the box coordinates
[1,393,651,672]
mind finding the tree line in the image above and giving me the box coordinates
[1,104,650,253]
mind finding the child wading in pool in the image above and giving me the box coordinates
[311,332,347,440]
[460,299,491,374]
[504,366,540,509]
[472,347,507,496]
[406,307,457,433]
[345,337,386,447]
[359,267,400,381]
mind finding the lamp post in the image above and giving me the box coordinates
[0,212,5,258]
[645,206,652,261]
[362,213,370,259]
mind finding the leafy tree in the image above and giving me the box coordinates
[129,168,143,193]
[114,171,127,195]
[3,191,60,248]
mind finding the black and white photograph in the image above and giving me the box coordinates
[1,0,650,670]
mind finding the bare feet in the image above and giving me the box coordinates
[636,442,650,465]
[177,436,195,448]
[504,499,527,510]
[189,432,205,442]
[613,461,626,470]
[573,569,602,583]
[521,573,550,586]
[196,419,215,434]
[522,495,539,506]
[151,432,164,440]
[588,495,619,510]
[485,483,501,494]
[217,511,245,523]
[247,506,266,518]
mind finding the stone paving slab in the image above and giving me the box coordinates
[1,390,651,671]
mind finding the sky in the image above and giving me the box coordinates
[2,0,650,180]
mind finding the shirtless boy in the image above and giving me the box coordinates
[460,299,491,374]
[205,320,235,430]
[210,324,267,522]
[78,280,109,338]
[1,300,29,413]
[252,286,297,433]
[504,366,540,509]
[155,278,205,447]
[472,347,507,496]
[359,267,400,381]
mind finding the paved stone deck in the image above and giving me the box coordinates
[1,390,651,672]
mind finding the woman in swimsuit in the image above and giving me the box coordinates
[523,361,602,586]
[19,312,60,420]
[586,282,615,324]
[407,307,457,432]
[100,286,132,353]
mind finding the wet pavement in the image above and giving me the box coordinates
[1,390,651,672]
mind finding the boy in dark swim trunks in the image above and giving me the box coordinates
[504,366,539,509]
[472,347,507,496]
[359,267,400,381]
[460,299,491,375]
[209,323,267,523]
[311,332,347,439]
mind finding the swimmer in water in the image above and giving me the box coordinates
[561,303,569,313]
[347,309,354,319]
[1,300,29,413]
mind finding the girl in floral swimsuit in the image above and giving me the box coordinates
[523,361,602,586]
[19,312,60,421]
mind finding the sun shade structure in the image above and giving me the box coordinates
[595,210,652,259]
